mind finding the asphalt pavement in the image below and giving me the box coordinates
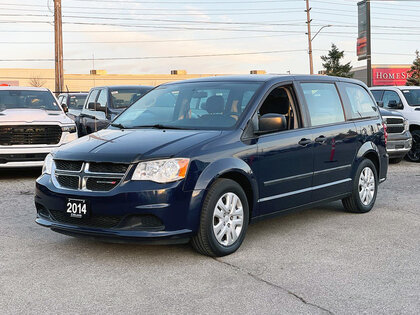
[0,161,419,314]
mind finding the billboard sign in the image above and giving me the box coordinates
[372,67,410,86]
[357,0,368,61]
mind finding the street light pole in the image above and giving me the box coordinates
[305,0,314,75]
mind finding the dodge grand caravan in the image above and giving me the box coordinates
[35,75,388,256]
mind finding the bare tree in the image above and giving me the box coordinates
[29,74,46,87]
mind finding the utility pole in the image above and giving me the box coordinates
[54,0,64,94]
[366,0,372,87]
[305,0,314,75]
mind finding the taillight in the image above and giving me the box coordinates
[383,122,388,145]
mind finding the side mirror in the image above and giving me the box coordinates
[256,113,287,134]
[62,104,68,113]
[376,101,384,108]
[88,102,97,110]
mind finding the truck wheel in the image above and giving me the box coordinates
[389,157,403,164]
[191,179,249,257]
[342,159,378,213]
[405,130,420,162]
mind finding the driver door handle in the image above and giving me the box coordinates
[298,138,312,146]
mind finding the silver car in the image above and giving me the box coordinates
[0,87,78,168]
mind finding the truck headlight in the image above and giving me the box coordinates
[132,158,190,183]
[62,125,76,133]
[404,119,409,132]
[42,153,54,175]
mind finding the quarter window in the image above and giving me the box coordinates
[301,83,345,126]
[342,83,378,119]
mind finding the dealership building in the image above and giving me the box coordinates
[351,64,411,86]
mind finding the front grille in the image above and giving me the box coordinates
[384,116,404,134]
[0,125,62,145]
[56,175,79,190]
[0,153,48,164]
[387,125,404,133]
[55,160,83,171]
[385,117,403,124]
[53,160,129,191]
[50,210,122,228]
[89,162,128,174]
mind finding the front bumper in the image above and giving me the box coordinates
[387,131,412,158]
[35,174,204,243]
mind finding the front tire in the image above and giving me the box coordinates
[191,179,249,257]
[405,130,420,162]
[342,159,378,213]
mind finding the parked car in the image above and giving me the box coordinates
[35,75,388,256]
[77,85,153,136]
[370,86,420,162]
[57,92,88,121]
[0,87,77,168]
[378,108,412,163]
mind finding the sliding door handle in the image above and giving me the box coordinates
[315,135,327,143]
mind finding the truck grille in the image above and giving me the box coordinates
[53,160,129,192]
[0,125,62,145]
[383,116,404,134]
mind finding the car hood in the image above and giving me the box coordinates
[379,108,404,118]
[0,108,73,124]
[53,128,222,163]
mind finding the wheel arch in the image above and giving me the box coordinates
[193,158,259,221]
[356,141,380,176]
[409,124,420,133]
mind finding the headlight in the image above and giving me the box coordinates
[42,153,54,175]
[404,119,409,132]
[62,125,76,133]
[132,158,190,183]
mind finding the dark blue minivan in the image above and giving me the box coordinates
[35,75,388,256]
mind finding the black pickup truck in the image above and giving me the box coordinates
[77,85,153,136]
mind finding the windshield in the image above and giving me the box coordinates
[68,95,87,110]
[0,90,60,111]
[110,88,150,109]
[112,82,262,130]
[401,89,420,106]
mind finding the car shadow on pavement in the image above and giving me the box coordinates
[46,201,348,259]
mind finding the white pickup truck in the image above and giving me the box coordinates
[370,86,420,162]
[0,87,77,168]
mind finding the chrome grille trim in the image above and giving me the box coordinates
[383,116,405,134]
[52,160,130,192]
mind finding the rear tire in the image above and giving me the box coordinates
[342,159,378,213]
[191,179,249,257]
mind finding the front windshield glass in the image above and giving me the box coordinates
[68,95,87,110]
[401,89,420,106]
[0,90,60,111]
[112,82,262,130]
[110,88,150,109]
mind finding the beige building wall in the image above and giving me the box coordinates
[0,68,239,92]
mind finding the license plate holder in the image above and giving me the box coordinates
[66,198,90,219]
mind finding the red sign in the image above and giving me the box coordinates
[372,67,410,86]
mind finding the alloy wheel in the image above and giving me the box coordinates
[212,192,244,246]
[358,167,375,206]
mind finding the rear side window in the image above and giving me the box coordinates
[301,83,345,126]
[341,83,378,119]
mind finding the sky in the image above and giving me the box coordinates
[0,0,419,75]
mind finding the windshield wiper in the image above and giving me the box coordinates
[110,123,126,129]
[132,124,183,130]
